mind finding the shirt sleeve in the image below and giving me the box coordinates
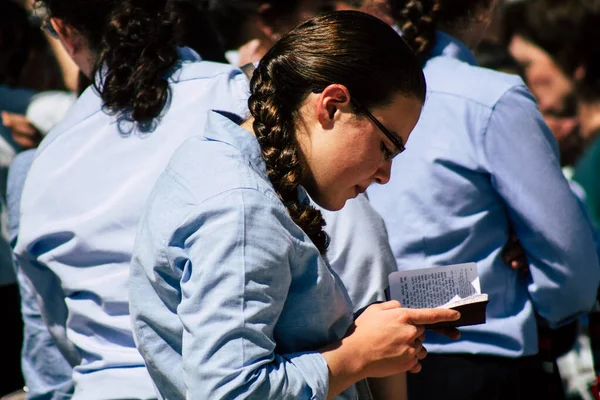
[176,188,330,399]
[321,193,396,311]
[7,150,75,397]
[480,85,600,327]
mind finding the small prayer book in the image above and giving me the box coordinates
[388,262,488,328]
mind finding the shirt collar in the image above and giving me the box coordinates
[428,31,478,66]
[204,111,314,205]
[203,111,267,177]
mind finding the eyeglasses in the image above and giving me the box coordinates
[352,100,406,161]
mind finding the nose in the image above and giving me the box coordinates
[373,160,392,185]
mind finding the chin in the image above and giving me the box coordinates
[310,193,346,212]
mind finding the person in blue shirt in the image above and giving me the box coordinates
[11,2,409,400]
[213,0,403,315]
[129,11,462,400]
[12,0,248,398]
[7,149,75,400]
[363,0,600,399]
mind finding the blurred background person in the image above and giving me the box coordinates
[0,0,69,395]
[502,2,600,398]
[363,1,600,399]
[207,0,335,66]
[10,0,250,397]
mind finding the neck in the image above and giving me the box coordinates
[439,0,494,49]
[440,23,485,49]
[236,38,271,67]
[579,101,600,143]
[241,117,256,136]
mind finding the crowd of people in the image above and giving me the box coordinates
[1,0,600,399]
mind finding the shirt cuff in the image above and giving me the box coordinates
[284,351,329,400]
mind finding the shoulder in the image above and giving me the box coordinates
[159,135,276,207]
[173,60,248,86]
[423,56,527,109]
[170,61,249,115]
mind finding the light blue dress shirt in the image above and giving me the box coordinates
[129,111,356,400]
[13,50,250,399]
[321,194,397,311]
[8,149,74,400]
[368,31,600,357]
[0,85,34,286]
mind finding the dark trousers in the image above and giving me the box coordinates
[0,283,24,395]
[407,353,565,400]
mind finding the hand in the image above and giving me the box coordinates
[1,111,43,149]
[345,301,460,377]
[427,327,461,340]
[501,233,528,274]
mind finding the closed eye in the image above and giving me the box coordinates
[380,141,394,162]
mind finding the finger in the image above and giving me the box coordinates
[408,361,422,374]
[429,327,461,340]
[513,259,528,271]
[13,136,37,150]
[502,246,525,267]
[6,119,37,136]
[375,300,402,310]
[405,308,460,325]
[417,346,427,360]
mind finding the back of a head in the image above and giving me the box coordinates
[248,10,426,253]
[474,40,522,76]
[208,0,302,51]
[171,0,227,62]
[37,0,184,130]
[390,0,488,59]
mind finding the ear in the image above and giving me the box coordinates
[256,3,281,43]
[574,65,586,82]
[50,18,83,57]
[315,84,352,129]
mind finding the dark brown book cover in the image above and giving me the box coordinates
[426,298,489,329]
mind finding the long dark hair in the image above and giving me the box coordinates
[390,0,487,59]
[36,0,182,128]
[248,10,426,253]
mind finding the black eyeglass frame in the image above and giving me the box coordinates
[352,99,406,160]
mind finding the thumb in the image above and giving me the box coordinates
[405,308,461,325]
[1,111,12,127]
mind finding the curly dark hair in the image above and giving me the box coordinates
[390,0,488,60]
[36,0,182,129]
[248,10,426,253]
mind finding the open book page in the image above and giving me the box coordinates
[389,262,481,309]
[439,293,489,309]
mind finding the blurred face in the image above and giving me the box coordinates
[508,33,582,163]
[301,91,423,211]
[277,0,336,32]
[508,34,575,117]
[333,0,395,25]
